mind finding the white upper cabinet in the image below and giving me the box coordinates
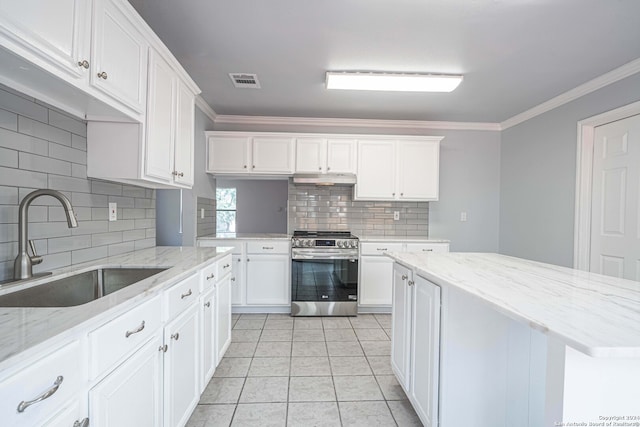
[356,140,397,200]
[295,137,356,174]
[356,137,442,201]
[174,80,195,187]
[91,0,148,114]
[0,0,91,80]
[206,133,294,175]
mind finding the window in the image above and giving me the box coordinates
[216,187,236,233]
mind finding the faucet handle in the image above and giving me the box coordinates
[29,240,43,265]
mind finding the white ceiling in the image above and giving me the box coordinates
[128,0,640,123]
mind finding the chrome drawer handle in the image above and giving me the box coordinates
[262,246,274,250]
[125,320,145,338]
[171,333,180,341]
[204,301,211,308]
[206,274,214,280]
[74,418,90,427]
[181,289,193,299]
[377,248,388,251]
[17,376,63,413]
[423,248,433,252]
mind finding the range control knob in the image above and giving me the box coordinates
[306,239,314,247]
[346,240,353,248]
[337,241,344,248]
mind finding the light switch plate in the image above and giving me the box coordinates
[460,211,467,222]
[201,208,205,219]
[109,203,117,221]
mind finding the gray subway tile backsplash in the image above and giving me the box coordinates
[0,84,156,281]
[288,183,429,237]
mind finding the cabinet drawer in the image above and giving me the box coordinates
[247,240,290,254]
[360,242,404,256]
[217,254,233,279]
[164,273,200,320]
[0,340,83,427]
[89,296,162,378]
[404,243,450,253]
[201,262,217,292]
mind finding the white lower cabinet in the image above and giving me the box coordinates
[359,241,448,309]
[246,254,290,305]
[163,303,201,427]
[391,264,441,427]
[44,399,89,427]
[89,335,163,427]
[200,287,216,391]
[216,275,232,363]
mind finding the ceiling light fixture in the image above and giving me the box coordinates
[325,71,463,92]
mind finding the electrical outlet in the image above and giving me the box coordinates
[109,203,117,221]
[201,208,205,219]
[460,211,467,222]
[393,211,400,221]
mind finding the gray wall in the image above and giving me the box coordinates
[156,107,216,246]
[0,85,155,281]
[499,73,640,267]
[214,122,501,251]
[217,179,288,233]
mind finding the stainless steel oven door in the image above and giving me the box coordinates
[291,255,358,303]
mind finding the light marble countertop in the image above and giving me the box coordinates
[198,233,291,240]
[386,252,640,358]
[0,246,232,368]
[358,236,450,243]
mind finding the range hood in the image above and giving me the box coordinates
[292,173,357,186]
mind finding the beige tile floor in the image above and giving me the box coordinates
[186,313,423,427]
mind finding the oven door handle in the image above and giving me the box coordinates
[292,254,358,260]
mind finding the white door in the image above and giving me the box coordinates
[411,276,441,427]
[91,0,147,112]
[391,263,412,391]
[89,335,163,427]
[216,276,232,363]
[252,137,295,173]
[590,114,640,280]
[164,303,200,427]
[398,140,440,200]
[245,255,289,304]
[327,139,357,173]
[295,138,326,173]
[174,80,195,186]
[359,255,394,306]
[356,140,396,200]
[144,49,175,183]
[207,136,251,173]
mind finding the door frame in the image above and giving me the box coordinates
[573,101,640,271]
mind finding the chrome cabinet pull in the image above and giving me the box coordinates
[172,171,184,177]
[77,60,89,69]
[181,289,193,299]
[247,258,250,262]
[376,248,388,251]
[97,71,108,79]
[159,344,168,352]
[422,248,433,252]
[204,301,211,308]
[224,263,230,268]
[401,274,408,280]
[17,376,63,413]
[327,166,331,171]
[206,274,214,280]
[243,165,247,169]
[125,320,145,338]
[408,280,415,286]
[74,418,90,427]
[171,333,180,341]
[319,166,322,171]
[231,277,236,282]
[262,246,274,250]
[252,165,255,169]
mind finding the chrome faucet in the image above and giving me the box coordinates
[14,189,78,280]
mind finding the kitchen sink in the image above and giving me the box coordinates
[0,267,168,307]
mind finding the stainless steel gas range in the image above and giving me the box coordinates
[291,231,359,316]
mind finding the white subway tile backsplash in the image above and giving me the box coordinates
[18,116,72,146]
[108,219,135,232]
[0,89,48,122]
[48,142,86,164]
[91,180,122,196]
[48,110,86,137]
[48,174,92,193]
[91,231,122,246]
[0,147,18,167]
[19,152,71,176]
[72,246,108,264]
[0,108,18,131]
[108,241,135,256]
[71,134,87,151]
[47,235,92,254]
[72,192,109,207]
[0,165,48,188]
[0,127,49,155]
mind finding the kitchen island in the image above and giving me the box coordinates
[387,252,640,427]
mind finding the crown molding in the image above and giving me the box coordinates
[213,114,501,131]
[501,57,640,130]
[195,96,217,123]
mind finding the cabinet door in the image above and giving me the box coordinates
[411,276,441,427]
[327,139,356,174]
[391,263,412,391]
[164,303,200,427]
[359,255,394,306]
[144,49,175,183]
[89,335,163,427]
[355,140,396,200]
[295,137,326,173]
[216,276,232,363]
[231,254,244,305]
[207,136,251,173]
[398,140,440,201]
[43,400,87,427]
[201,288,216,391]
[91,0,147,113]
[174,80,195,186]
[252,137,295,174]
[246,254,290,305]
[0,0,90,80]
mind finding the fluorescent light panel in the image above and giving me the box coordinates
[326,72,463,92]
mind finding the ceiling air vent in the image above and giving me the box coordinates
[229,73,261,89]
